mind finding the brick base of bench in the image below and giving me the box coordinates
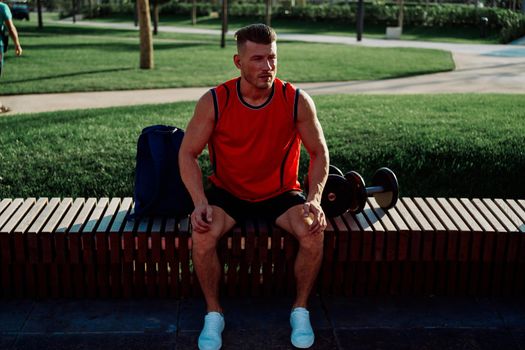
[0,197,524,298]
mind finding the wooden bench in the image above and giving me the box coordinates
[0,197,524,299]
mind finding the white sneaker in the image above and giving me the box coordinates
[198,312,225,350]
[290,307,315,348]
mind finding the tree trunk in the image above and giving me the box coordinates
[134,0,139,27]
[356,0,364,41]
[72,0,76,23]
[37,0,43,28]
[398,0,404,29]
[192,0,197,25]
[221,0,228,48]
[153,0,159,35]
[265,0,271,26]
[138,0,154,69]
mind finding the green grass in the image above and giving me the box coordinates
[0,94,523,200]
[0,20,454,95]
[88,14,500,44]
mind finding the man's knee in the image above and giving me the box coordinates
[296,229,324,253]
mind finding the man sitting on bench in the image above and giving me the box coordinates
[179,24,329,350]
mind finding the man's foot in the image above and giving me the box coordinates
[290,307,315,348]
[198,311,225,350]
[0,105,11,113]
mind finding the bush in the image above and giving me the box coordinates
[78,0,525,43]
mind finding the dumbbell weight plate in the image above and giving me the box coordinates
[344,170,367,213]
[321,174,352,218]
[372,167,399,210]
[329,165,344,177]
[304,164,345,194]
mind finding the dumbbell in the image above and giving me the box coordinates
[304,165,353,218]
[344,167,399,214]
[304,166,399,217]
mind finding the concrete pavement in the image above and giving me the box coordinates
[1,21,525,115]
[2,295,525,349]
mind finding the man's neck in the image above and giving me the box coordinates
[239,77,274,106]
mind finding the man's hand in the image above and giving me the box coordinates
[191,204,213,233]
[15,44,22,56]
[303,201,326,235]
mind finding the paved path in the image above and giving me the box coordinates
[1,21,524,115]
[2,295,525,349]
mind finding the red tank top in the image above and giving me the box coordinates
[208,77,302,202]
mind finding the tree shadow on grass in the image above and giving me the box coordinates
[1,67,135,84]
[25,41,209,52]
[19,25,137,37]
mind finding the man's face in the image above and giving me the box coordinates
[234,40,277,90]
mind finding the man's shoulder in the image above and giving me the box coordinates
[0,3,12,19]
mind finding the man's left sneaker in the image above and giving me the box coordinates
[198,311,225,350]
[290,307,315,348]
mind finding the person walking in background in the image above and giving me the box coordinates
[1,0,22,113]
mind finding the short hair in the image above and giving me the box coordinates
[235,24,277,50]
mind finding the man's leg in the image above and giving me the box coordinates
[191,205,236,313]
[276,204,324,308]
[276,204,324,348]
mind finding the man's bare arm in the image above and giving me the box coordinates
[296,91,329,233]
[179,91,215,231]
[5,19,22,56]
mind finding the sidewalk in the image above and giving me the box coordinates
[1,295,524,349]
[1,21,525,115]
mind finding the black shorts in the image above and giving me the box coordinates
[206,185,306,224]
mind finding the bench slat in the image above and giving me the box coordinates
[0,199,12,217]
[15,198,47,234]
[380,203,409,262]
[460,198,495,232]
[362,205,386,262]
[472,199,507,233]
[505,201,525,280]
[0,198,23,231]
[56,198,85,233]
[331,216,348,262]
[1,198,35,234]
[505,200,525,232]
[437,198,470,232]
[110,198,133,233]
[368,199,398,263]
[483,199,519,233]
[42,198,73,233]
[437,199,471,263]
[28,198,60,234]
[97,198,121,233]
[493,199,524,233]
[69,198,97,233]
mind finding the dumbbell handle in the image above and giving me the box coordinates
[366,186,385,195]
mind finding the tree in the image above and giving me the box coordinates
[192,0,197,25]
[221,0,228,48]
[137,0,154,69]
[265,0,271,26]
[153,0,159,35]
[36,0,43,28]
[398,0,404,29]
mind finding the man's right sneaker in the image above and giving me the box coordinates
[198,311,225,350]
[290,307,315,348]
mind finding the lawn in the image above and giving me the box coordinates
[90,14,501,44]
[0,94,523,200]
[0,20,454,95]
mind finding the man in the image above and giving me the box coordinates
[0,0,22,113]
[179,23,329,350]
